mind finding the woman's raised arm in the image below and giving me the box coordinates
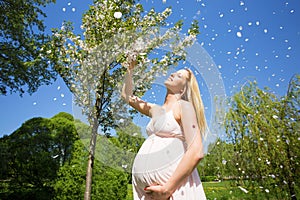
[121,60,153,117]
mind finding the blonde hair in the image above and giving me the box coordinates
[182,69,207,138]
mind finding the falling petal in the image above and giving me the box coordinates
[236,32,242,38]
[238,186,249,193]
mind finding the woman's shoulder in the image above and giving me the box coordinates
[178,99,193,108]
[177,100,195,117]
[164,100,191,118]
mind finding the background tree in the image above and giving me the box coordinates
[54,140,87,200]
[110,121,145,183]
[7,117,57,200]
[199,139,235,181]
[54,137,128,200]
[279,74,300,200]
[0,0,57,96]
[51,112,79,164]
[224,76,299,199]
[90,161,128,200]
[0,112,129,199]
[48,0,200,199]
[111,121,145,155]
[0,112,78,200]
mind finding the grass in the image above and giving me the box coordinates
[203,181,251,200]
[126,182,239,200]
[125,181,243,200]
[126,184,133,200]
[126,181,297,200]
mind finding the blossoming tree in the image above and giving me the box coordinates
[224,76,299,199]
[47,0,200,199]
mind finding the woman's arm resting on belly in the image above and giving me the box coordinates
[145,101,205,199]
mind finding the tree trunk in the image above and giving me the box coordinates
[84,69,106,200]
[84,117,99,200]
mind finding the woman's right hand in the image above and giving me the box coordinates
[128,59,136,70]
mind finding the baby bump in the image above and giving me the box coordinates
[132,134,185,189]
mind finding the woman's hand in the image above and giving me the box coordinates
[128,59,136,70]
[144,184,172,200]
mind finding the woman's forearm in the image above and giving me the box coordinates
[122,68,134,103]
[164,139,204,194]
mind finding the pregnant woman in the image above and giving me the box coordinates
[122,60,207,200]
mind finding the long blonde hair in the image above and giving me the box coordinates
[182,69,207,138]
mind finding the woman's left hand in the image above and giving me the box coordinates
[144,184,172,200]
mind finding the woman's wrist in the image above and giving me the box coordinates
[127,68,133,73]
[162,184,174,198]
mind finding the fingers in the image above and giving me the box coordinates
[128,59,136,70]
[122,55,136,70]
[144,187,152,194]
[145,185,170,200]
[144,182,159,193]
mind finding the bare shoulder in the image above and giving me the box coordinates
[171,100,194,124]
[177,100,197,122]
[179,100,194,113]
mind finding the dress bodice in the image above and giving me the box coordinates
[146,109,185,141]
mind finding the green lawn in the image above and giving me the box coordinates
[126,181,296,200]
[203,181,250,200]
[126,182,243,200]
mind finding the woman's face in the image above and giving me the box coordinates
[164,69,189,94]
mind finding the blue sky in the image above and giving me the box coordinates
[1,0,299,137]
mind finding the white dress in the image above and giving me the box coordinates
[132,108,206,200]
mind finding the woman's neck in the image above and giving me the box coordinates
[164,92,181,106]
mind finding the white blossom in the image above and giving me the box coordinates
[113,11,122,19]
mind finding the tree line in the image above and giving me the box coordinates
[199,75,300,199]
[1,75,299,199]
[0,112,144,199]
